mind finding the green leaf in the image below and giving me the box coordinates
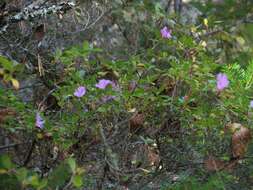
[0,174,20,190]
[97,106,107,113]
[48,162,71,189]
[27,175,40,187]
[16,168,27,182]
[72,175,83,188]
[68,158,76,173]
[37,179,48,190]
[0,56,13,71]
[0,155,14,169]
[83,41,89,50]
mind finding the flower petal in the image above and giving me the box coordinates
[74,86,86,97]
[36,113,45,129]
[216,73,229,91]
[95,79,113,89]
[250,100,253,108]
[160,26,172,39]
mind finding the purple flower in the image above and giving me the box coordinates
[95,79,113,89]
[36,113,45,129]
[74,86,86,97]
[250,100,253,108]
[160,26,172,39]
[101,95,116,103]
[216,73,229,91]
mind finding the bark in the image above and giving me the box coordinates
[0,0,76,34]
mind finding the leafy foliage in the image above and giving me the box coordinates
[1,0,253,189]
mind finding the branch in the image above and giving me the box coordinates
[0,143,25,150]
[0,1,76,34]
[23,138,36,166]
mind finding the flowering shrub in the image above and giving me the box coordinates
[1,0,253,189]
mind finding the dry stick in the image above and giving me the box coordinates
[125,68,149,104]
[169,78,180,112]
[0,143,24,150]
[3,82,44,91]
[38,54,45,77]
[166,0,173,13]
[0,1,76,34]
[38,87,58,110]
[62,176,73,190]
[194,30,223,43]
[23,138,36,166]
[99,124,120,174]
[65,2,108,35]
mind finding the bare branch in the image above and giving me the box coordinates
[0,1,76,34]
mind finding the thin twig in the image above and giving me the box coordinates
[62,176,73,190]
[0,143,25,150]
[0,1,76,34]
[23,138,36,166]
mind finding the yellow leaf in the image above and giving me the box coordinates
[97,71,108,76]
[76,167,85,175]
[37,133,43,139]
[11,78,20,90]
[113,70,120,78]
[0,169,7,174]
[0,68,4,75]
[191,27,197,33]
[200,40,207,48]
[128,108,136,113]
[203,18,208,27]
[137,63,145,68]
[236,36,245,46]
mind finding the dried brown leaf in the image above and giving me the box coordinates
[226,123,251,158]
[0,108,16,123]
[232,127,251,158]
[204,156,225,171]
[146,145,160,167]
[129,113,145,133]
[34,24,45,41]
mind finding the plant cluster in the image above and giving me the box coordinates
[1,0,253,189]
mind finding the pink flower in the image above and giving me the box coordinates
[74,86,86,97]
[95,79,113,89]
[250,100,253,108]
[36,113,45,129]
[160,26,172,39]
[216,73,229,91]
